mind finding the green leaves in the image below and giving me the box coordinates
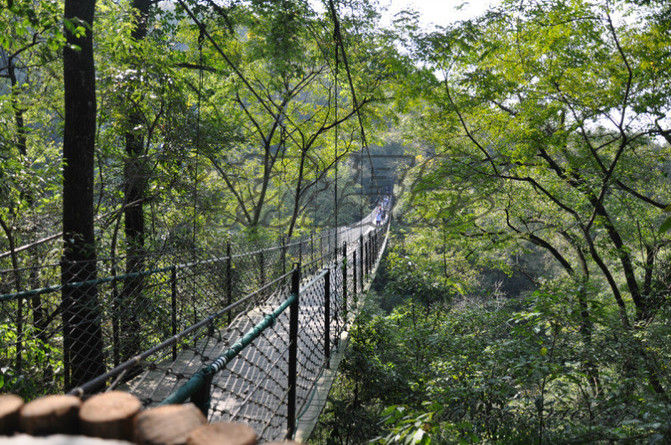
[658,215,671,234]
[380,405,435,445]
[658,205,671,233]
[64,18,89,39]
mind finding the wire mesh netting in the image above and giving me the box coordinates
[0,204,390,441]
[120,269,297,439]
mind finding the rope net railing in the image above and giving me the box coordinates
[0,224,352,393]
[0,201,390,441]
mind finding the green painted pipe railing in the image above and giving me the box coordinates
[0,266,174,302]
[159,291,298,410]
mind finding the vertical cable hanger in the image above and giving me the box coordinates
[333,7,339,249]
[193,28,205,249]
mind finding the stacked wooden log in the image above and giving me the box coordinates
[0,393,300,445]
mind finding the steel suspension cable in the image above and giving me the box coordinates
[193,29,204,248]
[326,0,380,196]
[175,0,276,120]
[334,33,339,248]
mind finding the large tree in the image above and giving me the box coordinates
[61,0,105,388]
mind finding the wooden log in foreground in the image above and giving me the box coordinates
[80,391,142,441]
[19,395,81,435]
[3,392,278,445]
[186,422,257,445]
[133,403,206,445]
[0,394,24,435]
[0,434,132,444]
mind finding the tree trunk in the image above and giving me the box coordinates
[7,60,27,156]
[120,0,151,362]
[121,128,145,361]
[0,216,23,375]
[62,0,105,389]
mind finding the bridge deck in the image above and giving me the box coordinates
[119,218,385,442]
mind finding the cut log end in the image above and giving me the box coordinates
[0,394,24,435]
[134,403,206,445]
[80,391,142,441]
[19,395,81,436]
[187,422,258,445]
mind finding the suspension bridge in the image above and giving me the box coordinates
[0,202,391,442]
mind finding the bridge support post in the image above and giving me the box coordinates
[287,263,300,439]
[281,235,286,274]
[324,267,331,369]
[226,242,232,324]
[258,251,265,288]
[370,234,374,271]
[365,236,370,276]
[342,242,347,326]
[374,231,378,261]
[352,250,357,297]
[365,235,370,277]
[171,265,177,361]
[370,234,374,272]
[359,234,364,291]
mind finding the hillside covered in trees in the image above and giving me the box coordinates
[2,0,671,442]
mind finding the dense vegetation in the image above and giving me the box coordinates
[312,0,671,443]
[3,0,671,441]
